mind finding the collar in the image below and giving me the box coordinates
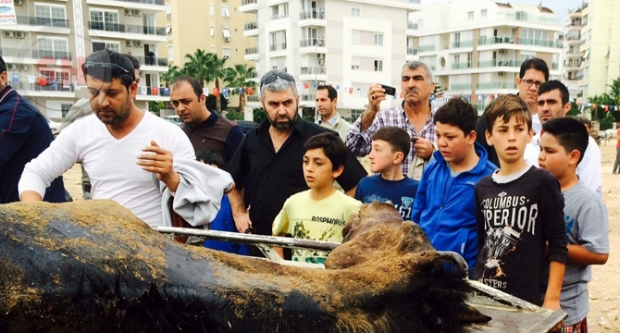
[0,86,14,104]
[318,113,339,126]
[206,111,218,123]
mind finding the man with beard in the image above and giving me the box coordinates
[226,70,367,257]
[19,50,196,227]
[346,61,441,180]
[0,55,66,203]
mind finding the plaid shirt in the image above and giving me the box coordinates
[346,100,446,175]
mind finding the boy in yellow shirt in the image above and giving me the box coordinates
[273,132,362,264]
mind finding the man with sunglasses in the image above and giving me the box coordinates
[226,70,367,257]
[0,55,66,204]
[18,50,198,227]
[475,58,549,166]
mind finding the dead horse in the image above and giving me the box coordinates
[0,200,490,333]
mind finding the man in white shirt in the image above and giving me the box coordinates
[19,50,196,226]
[524,80,602,195]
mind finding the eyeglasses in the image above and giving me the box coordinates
[521,79,543,88]
[81,62,134,78]
[260,71,295,89]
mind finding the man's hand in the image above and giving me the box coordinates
[367,84,386,112]
[233,211,252,234]
[413,137,435,160]
[137,140,180,192]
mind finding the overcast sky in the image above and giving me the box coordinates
[421,0,588,20]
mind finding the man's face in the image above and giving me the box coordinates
[401,67,435,105]
[368,140,400,174]
[486,114,533,165]
[516,69,546,106]
[538,89,570,123]
[87,76,136,125]
[170,81,207,126]
[315,89,336,119]
[436,122,475,165]
[538,132,576,179]
[261,87,299,131]
[0,71,6,91]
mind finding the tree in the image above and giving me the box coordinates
[253,108,266,123]
[224,110,245,121]
[224,64,257,112]
[567,98,580,116]
[160,64,183,87]
[183,49,211,84]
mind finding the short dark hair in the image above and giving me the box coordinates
[303,132,348,171]
[519,58,549,81]
[573,116,592,130]
[484,94,532,133]
[434,97,478,135]
[83,50,135,89]
[317,85,337,100]
[124,54,140,71]
[196,150,225,169]
[0,55,6,73]
[371,127,411,157]
[538,80,569,105]
[171,75,204,99]
[542,117,589,164]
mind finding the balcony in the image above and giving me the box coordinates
[247,95,260,103]
[300,66,326,75]
[451,62,472,70]
[407,47,418,55]
[0,15,71,34]
[418,44,436,52]
[269,43,287,52]
[478,59,518,68]
[299,9,325,21]
[478,36,561,49]
[136,86,171,102]
[85,0,165,11]
[452,40,473,48]
[244,22,258,37]
[300,38,325,47]
[0,48,72,60]
[244,47,259,61]
[477,82,517,90]
[450,83,472,91]
[240,0,258,13]
[11,81,75,98]
[134,55,167,71]
[505,12,559,25]
[88,21,166,42]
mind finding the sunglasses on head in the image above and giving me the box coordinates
[81,62,134,78]
[260,71,295,89]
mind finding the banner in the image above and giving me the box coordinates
[0,0,17,25]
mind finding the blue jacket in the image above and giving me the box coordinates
[0,87,65,203]
[411,143,496,271]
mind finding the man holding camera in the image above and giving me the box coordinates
[346,61,442,179]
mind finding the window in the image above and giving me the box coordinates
[221,5,229,18]
[351,7,360,17]
[166,3,171,21]
[38,37,69,59]
[167,44,173,61]
[210,4,214,16]
[90,10,119,31]
[35,3,67,27]
[351,57,360,70]
[374,34,383,46]
[211,45,216,53]
[210,25,215,36]
[222,27,231,40]
[481,9,487,17]
[352,30,361,44]
[374,60,383,72]
[223,47,231,57]
[467,11,473,20]
[61,103,72,117]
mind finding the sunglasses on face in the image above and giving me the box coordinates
[260,71,295,89]
[81,62,134,78]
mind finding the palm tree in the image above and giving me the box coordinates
[160,64,183,87]
[183,49,211,84]
[224,64,257,112]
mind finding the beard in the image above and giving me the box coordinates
[94,98,132,125]
[268,110,298,131]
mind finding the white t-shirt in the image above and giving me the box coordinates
[531,113,542,135]
[19,111,195,226]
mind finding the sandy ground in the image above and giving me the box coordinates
[61,144,620,330]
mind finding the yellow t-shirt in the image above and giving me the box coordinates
[272,190,362,264]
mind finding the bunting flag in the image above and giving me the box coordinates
[336,85,340,90]
[303,82,309,89]
[605,105,609,112]
[12,73,18,82]
[203,88,209,96]
[591,103,596,109]
[349,87,353,94]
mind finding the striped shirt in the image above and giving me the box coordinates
[346,100,446,175]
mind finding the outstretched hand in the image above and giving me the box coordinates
[138,140,180,191]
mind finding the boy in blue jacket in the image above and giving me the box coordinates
[412,97,496,272]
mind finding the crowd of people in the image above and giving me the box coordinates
[0,49,614,332]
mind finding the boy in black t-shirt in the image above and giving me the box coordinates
[473,94,567,309]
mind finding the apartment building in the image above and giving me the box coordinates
[577,0,620,101]
[563,8,583,102]
[163,0,256,109]
[240,0,421,120]
[407,0,563,111]
[1,0,169,119]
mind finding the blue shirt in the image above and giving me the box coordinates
[354,175,419,220]
[204,195,250,255]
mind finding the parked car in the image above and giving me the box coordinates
[235,120,258,134]
[164,115,182,126]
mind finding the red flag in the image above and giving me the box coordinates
[605,105,610,112]
[303,82,309,89]
[591,103,596,109]
[349,87,353,94]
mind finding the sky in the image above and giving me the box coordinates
[421,0,587,19]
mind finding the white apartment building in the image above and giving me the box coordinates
[408,0,563,111]
[563,8,583,102]
[1,0,169,119]
[240,0,421,121]
[577,0,620,102]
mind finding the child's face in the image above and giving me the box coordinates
[485,114,533,164]
[538,132,578,179]
[368,140,400,173]
[436,122,475,165]
[303,148,341,189]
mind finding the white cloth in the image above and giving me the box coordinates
[19,112,195,227]
[524,133,541,167]
[158,159,234,228]
[532,113,542,135]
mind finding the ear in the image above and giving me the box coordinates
[485,129,494,146]
[569,149,581,166]
[562,102,572,116]
[200,93,206,105]
[129,81,138,99]
[527,127,534,143]
[429,81,436,94]
[393,151,405,165]
[467,130,477,144]
[332,97,338,107]
[332,164,344,179]
[515,77,522,86]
